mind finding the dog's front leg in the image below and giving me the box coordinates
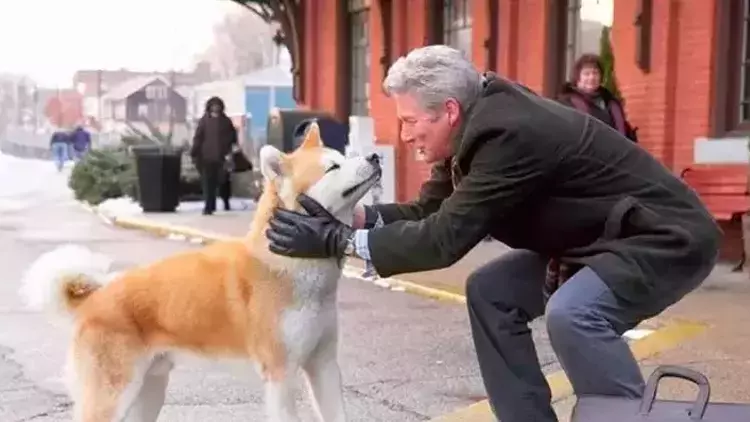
[264,374,299,422]
[303,339,346,422]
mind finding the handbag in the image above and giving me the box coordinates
[225,149,253,173]
[571,365,750,421]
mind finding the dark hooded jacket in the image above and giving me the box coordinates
[70,126,91,152]
[365,73,721,305]
[558,83,638,142]
[190,96,238,164]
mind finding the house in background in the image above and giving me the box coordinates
[242,61,297,147]
[73,62,213,131]
[186,51,297,157]
[99,75,190,144]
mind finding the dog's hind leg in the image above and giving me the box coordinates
[122,355,173,422]
[70,328,150,422]
[263,365,300,422]
[303,336,346,422]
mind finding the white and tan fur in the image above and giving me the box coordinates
[19,122,382,422]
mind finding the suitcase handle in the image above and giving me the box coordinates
[639,365,711,420]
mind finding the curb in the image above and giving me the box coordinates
[428,318,709,422]
[105,213,468,305]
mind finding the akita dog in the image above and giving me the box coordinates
[19,122,382,422]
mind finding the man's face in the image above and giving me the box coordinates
[393,92,460,164]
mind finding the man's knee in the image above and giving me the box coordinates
[545,297,608,344]
[466,251,547,322]
[465,266,492,304]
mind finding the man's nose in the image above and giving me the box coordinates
[400,128,414,143]
[366,153,380,165]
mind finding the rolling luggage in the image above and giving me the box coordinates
[570,365,750,421]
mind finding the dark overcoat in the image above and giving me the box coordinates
[367,73,721,304]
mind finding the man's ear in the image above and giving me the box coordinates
[259,145,286,181]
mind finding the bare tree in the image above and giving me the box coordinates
[199,11,279,78]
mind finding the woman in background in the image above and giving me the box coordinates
[558,53,638,143]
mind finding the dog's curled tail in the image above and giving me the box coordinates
[20,244,114,319]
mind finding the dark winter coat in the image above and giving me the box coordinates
[190,96,238,165]
[558,83,639,142]
[366,73,721,305]
[49,131,69,146]
[70,127,91,152]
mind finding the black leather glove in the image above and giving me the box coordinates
[266,194,354,259]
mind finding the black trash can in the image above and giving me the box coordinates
[132,145,182,212]
[267,108,348,153]
[293,117,349,155]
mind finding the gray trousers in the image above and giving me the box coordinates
[465,249,708,422]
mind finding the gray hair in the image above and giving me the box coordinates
[383,45,483,113]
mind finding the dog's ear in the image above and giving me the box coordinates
[299,121,323,149]
[259,145,286,181]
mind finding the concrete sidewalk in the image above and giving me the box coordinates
[106,205,750,421]
[123,206,509,296]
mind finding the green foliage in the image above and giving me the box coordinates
[69,115,202,205]
[68,146,138,206]
[599,26,622,102]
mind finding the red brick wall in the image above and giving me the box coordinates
[503,0,550,94]
[301,0,723,202]
[300,0,558,201]
[301,0,347,118]
[612,0,718,173]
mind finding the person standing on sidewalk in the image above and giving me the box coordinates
[262,45,722,422]
[49,130,70,172]
[69,124,92,161]
[558,53,639,143]
[190,96,238,215]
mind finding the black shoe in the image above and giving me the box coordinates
[202,209,214,216]
[223,201,231,211]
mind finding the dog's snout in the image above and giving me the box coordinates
[366,153,380,165]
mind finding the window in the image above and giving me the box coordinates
[443,0,472,59]
[349,0,370,116]
[145,84,168,100]
[739,2,750,124]
[563,0,614,80]
[565,0,582,79]
[718,0,750,132]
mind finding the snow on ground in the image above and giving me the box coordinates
[0,153,74,213]
[96,197,256,220]
[0,153,255,219]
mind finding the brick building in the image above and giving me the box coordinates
[274,0,749,258]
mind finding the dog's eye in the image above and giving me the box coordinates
[326,164,341,173]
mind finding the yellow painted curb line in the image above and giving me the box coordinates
[428,319,709,422]
[109,215,467,304]
[379,277,467,304]
[112,216,233,243]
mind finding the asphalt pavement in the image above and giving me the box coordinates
[0,156,560,421]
